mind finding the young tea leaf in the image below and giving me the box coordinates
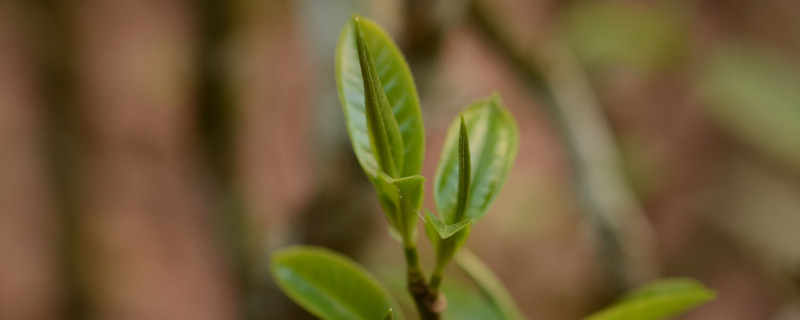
[383,308,394,320]
[428,225,471,273]
[393,175,425,214]
[373,172,425,242]
[434,93,519,223]
[425,209,473,239]
[354,18,404,177]
[454,114,472,222]
[270,246,398,320]
[585,278,715,320]
[336,14,425,179]
[374,171,403,235]
[391,174,425,240]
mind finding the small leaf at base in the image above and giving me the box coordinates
[425,209,473,239]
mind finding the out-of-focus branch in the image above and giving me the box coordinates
[195,1,259,318]
[468,1,658,293]
[406,247,443,320]
[32,0,88,317]
[402,0,443,63]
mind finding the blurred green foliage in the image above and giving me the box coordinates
[563,2,687,71]
[698,47,800,172]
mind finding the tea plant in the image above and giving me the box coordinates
[270,15,715,320]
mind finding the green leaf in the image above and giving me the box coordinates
[374,172,425,241]
[456,250,526,320]
[454,115,472,222]
[425,209,473,239]
[434,93,519,223]
[697,46,800,173]
[336,14,425,179]
[354,18,404,177]
[392,174,425,240]
[393,175,425,215]
[374,171,402,230]
[585,278,715,320]
[270,246,397,320]
[427,216,471,270]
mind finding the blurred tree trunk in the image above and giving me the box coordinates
[194,0,259,318]
[66,0,238,318]
[31,0,90,317]
[0,2,61,319]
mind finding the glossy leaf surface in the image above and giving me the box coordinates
[434,94,519,223]
[270,246,396,320]
[585,278,715,320]
[336,15,424,179]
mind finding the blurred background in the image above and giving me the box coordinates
[2,0,800,319]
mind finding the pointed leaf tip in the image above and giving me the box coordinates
[382,308,394,320]
[454,113,471,222]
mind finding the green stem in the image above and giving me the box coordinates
[428,262,445,294]
[403,244,441,320]
[403,245,422,272]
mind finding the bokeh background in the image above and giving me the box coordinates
[2,0,800,319]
